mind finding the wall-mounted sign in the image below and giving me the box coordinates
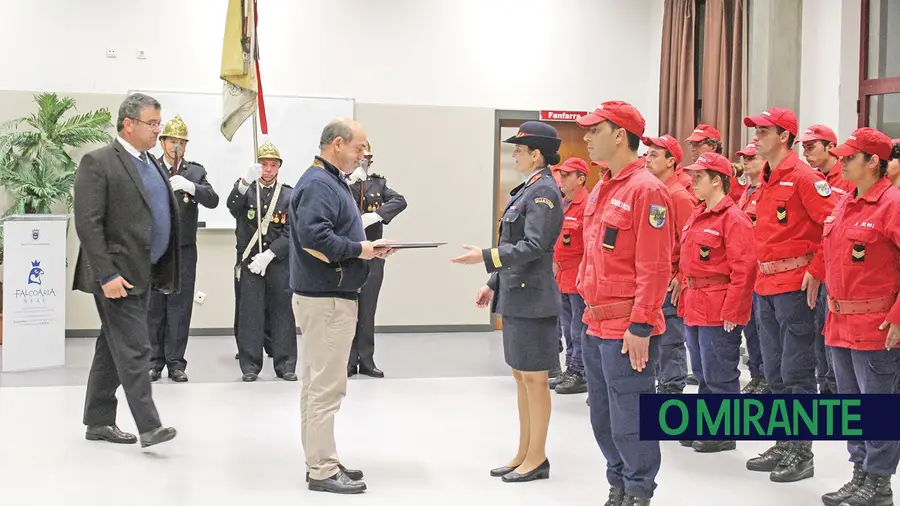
[540,110,588,122]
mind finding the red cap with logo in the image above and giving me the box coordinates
[829,127,893,161]
[743,107,799,137]
[682,152,733,178]
[796,124,838,145]
[576,100,646,137]
[554,157,589,175]
[642,134,684,164]
[686,124,721,143]
[735,143,757,157]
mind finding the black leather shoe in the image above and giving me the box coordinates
[623,495,651,506]
[556,371,588,394]
[839,472,893,506]
[140,427,177,448]
[548,368,566,389]
[501,459,550,482]
[169,370,188,382]
[822,463,866,506]
[358,366,384,378]
[306,464,363,482]
[279,372,298,381]
[490,465,516,477]
[308,470,367,494]
[85,425,137,444]
[149,370,161,382]
[693,440,736,453]
[679,440,694,447]
[685,374,699,386]
[242,373,258,382]
[769,442,814,483]
[747,441,789,472]
[604,485,625,506]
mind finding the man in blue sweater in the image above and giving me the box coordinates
[290,118,394,495]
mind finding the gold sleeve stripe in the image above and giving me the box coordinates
[491,248,502,269]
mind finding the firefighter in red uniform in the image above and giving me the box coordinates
[742,107,836,483]
[676,152,757,454]
[575,101,674,506]
[798,124,854,396]
[686,123,747,204]
[551,157,590,395]
[818,128,900,506]
[734,143,771,394]
[642,134,697,395]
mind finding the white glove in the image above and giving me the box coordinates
[348,166,367,184]
[243,163,262,184]
[248,249,276,276]
[361,212,382,229]
[169,175,195,195]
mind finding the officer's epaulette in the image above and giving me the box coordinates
[368,172,385,179]
[526,173,542,186]
[185,160,203,168]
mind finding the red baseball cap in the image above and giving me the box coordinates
[554,157,589,175]
[735,143,757,157]
[796,124,838,145]
[829,127,893,161]
[576,100,646,137]
[686,124,721,142]
[682,152,733,178]
[642,134,684,164]
[743,107,799,137]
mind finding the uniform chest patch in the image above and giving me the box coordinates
[562,234,571,245]
[534,197,554,209]
[776,206,787,224]
[852,243,866,262]
[699,246,710,261]
[737,175,747,186]
[649,204,667,229]
[814,180,832,197]
[247,209,256,220]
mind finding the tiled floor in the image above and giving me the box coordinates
[0,334,861,505]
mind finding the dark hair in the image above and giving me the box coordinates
[606,121,641,152]
[775,126,797,148]
[891,142,900,161]
[702,169,730,194]
[862,153,889,178]
[701,138,723,155]
[117,93,161,132]
[526,147,560,167]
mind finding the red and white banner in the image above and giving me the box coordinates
[540,110,588,122]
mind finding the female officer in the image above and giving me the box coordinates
[735,143,771,394]
[677,152,757,454]
[451,121,564,483]
[818,128,900,506]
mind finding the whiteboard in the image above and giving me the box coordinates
[129,90,355,229]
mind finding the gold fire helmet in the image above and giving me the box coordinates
[160,115,189,141]
[257,140,282,163]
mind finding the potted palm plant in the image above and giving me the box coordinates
[0,93,113,344]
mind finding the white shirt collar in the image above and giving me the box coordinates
[117,135,143,160]
[524,167,545,184]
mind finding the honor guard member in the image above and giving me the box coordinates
[742,107,836,482]
[226,140,298,382]
[798,124,854,395]
[551,157,590,395]
[642,134,697,396]
[677,153,757,453]
[575,101,674,506]
[452,121,563,483]
[819,128,900,506]
[345,141,407,378]
[735,143,771,394]
[147,116,219,383]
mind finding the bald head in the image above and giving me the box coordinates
[319,118,368,174]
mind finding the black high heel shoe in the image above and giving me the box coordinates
[490,465,516,477]
[501,459,550,482]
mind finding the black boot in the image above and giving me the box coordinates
[742,377,762,394]
[747,441,790,472]
[839,472,893,506]
[822,463,866,506]
[623,495,651,506]
[755,379,772,394]
[556,371,587,394]
[604,485,625,506]
[692,440,736,453]
[549,367,567,389]
[770,441,814,483]
[685,374,698,386]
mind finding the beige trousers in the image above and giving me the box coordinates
[292,294,358,480]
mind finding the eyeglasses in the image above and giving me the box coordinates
[131,118,162,129]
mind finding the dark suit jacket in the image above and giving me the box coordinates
[348,173,407,241]
[73,140,181,296]
[158,156,219,246]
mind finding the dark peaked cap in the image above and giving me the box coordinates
[503,121,562,155]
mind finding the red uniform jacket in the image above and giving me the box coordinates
[553,187,589,293]
[665,175,700,282]
[576,159,674,339]
[729,175,749,204]
[823,178,900,351]
[675,168,695,198]
[737,181,766,226]
[753,151,836,296]
[677,197,757,326]
[823,164,855,197]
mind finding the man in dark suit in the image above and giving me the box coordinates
[148,115,219,383]
[73,92,180,448]
[345,141,407,377]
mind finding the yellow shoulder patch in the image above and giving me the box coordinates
[534,197,554,209]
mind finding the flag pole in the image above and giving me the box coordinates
[249,0,262,255]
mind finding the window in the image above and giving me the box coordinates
[859,0,900,136]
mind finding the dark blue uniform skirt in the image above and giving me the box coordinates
[502,315,560,372]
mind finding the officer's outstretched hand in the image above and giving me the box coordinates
[880,321,900,350]
[621,330,650,371]
[451,245,484,265]
[475,285,494,308]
